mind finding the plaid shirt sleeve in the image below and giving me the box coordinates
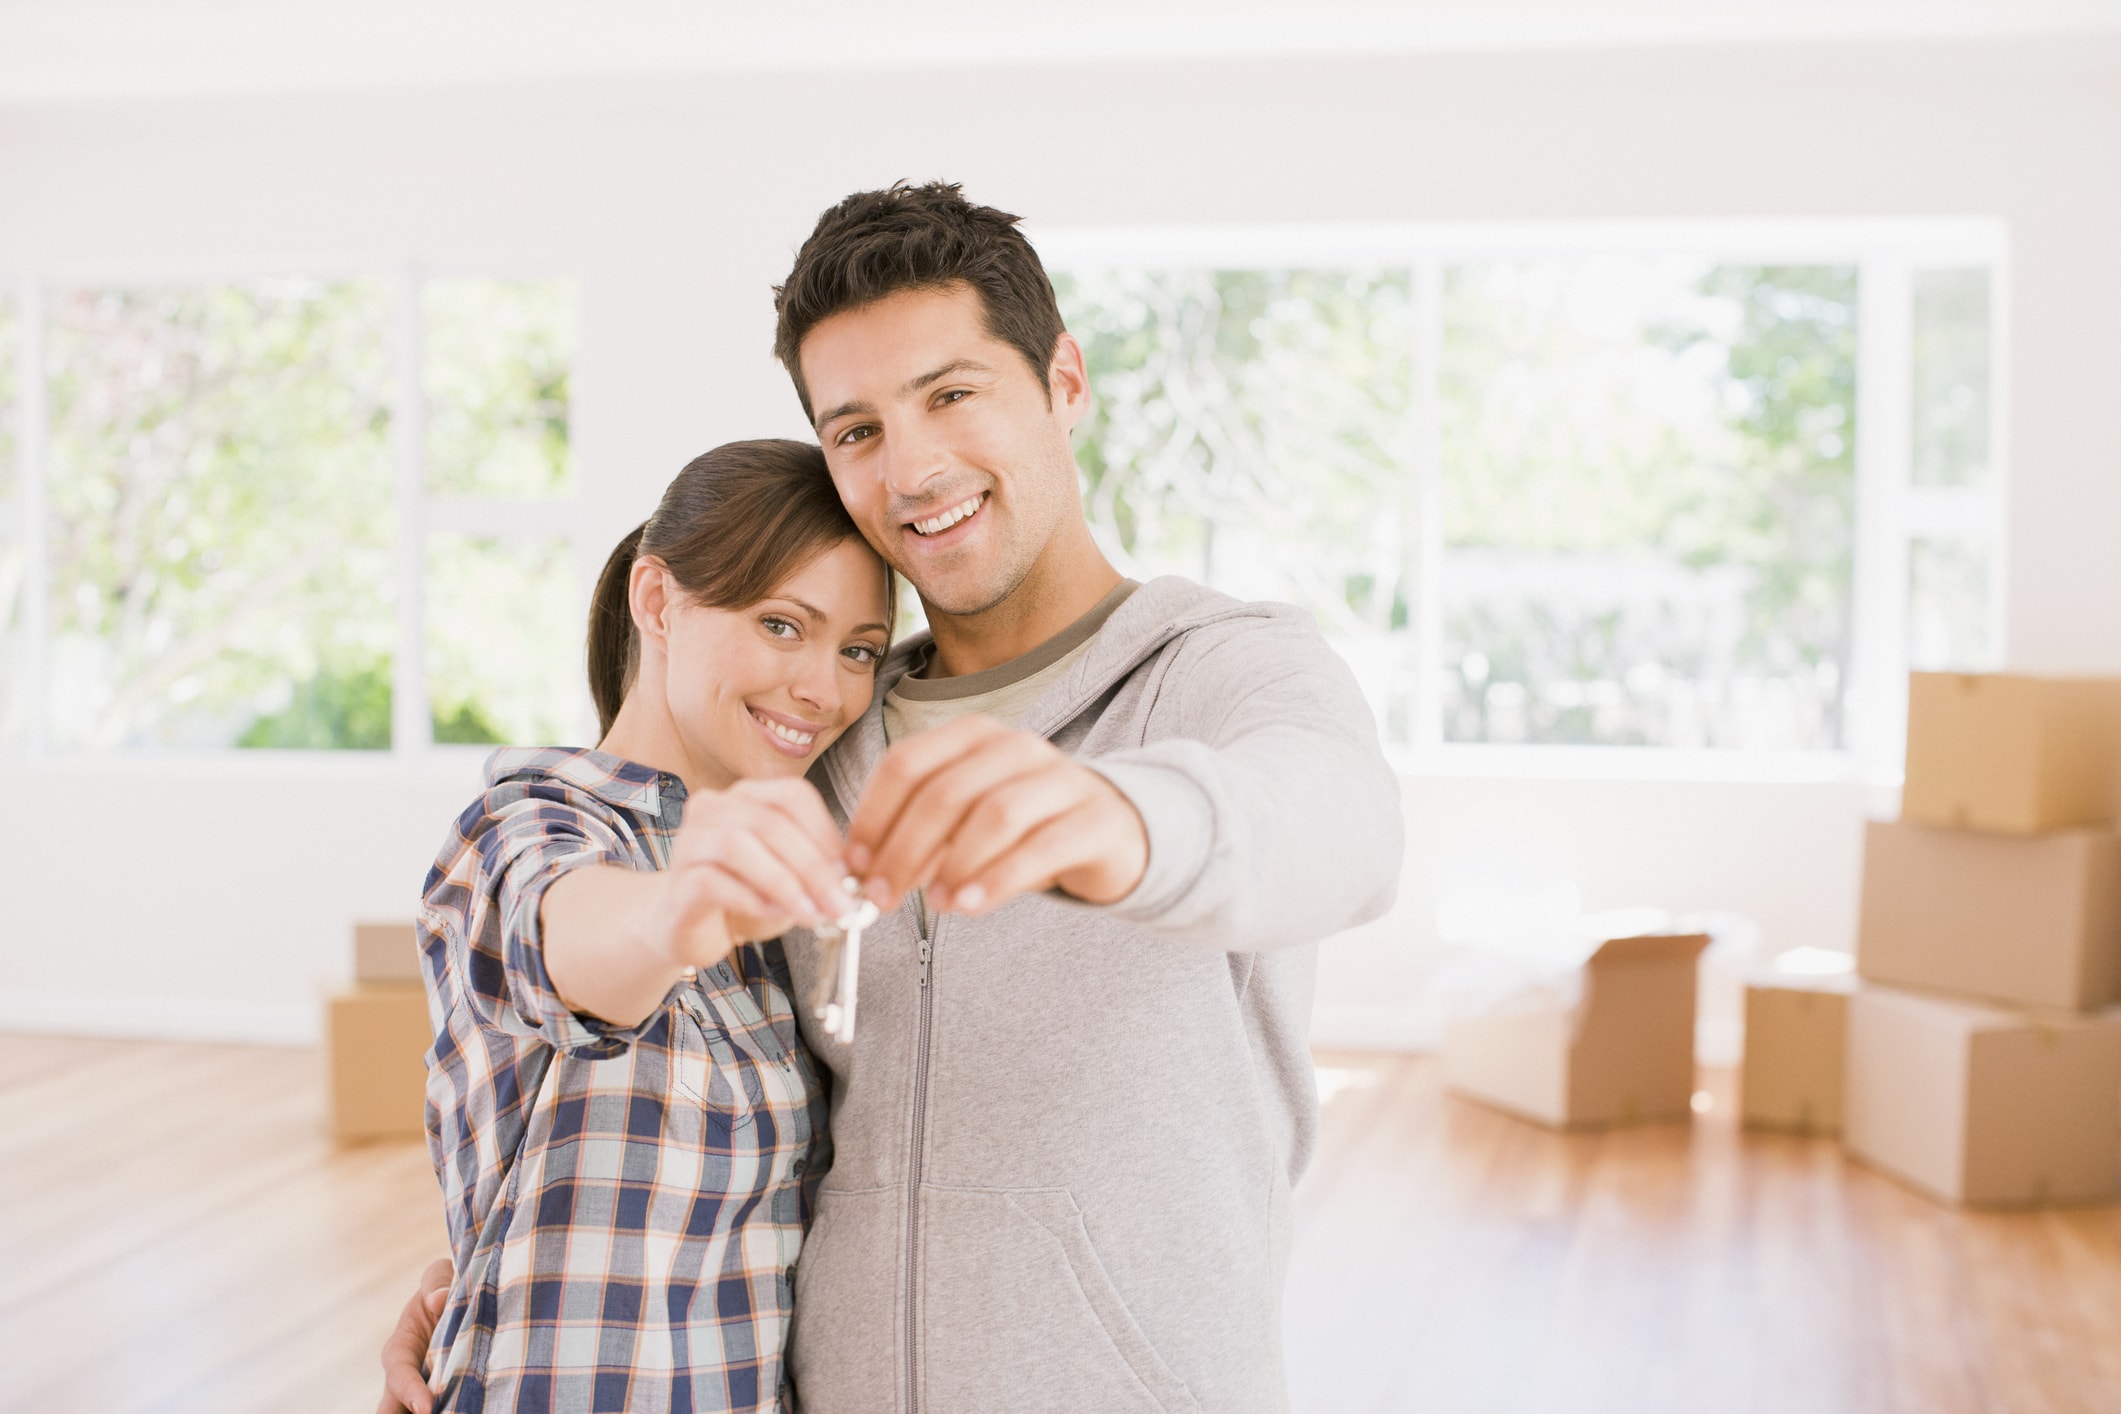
[454,780,665,1058]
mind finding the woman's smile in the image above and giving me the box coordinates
[747,703,825,758]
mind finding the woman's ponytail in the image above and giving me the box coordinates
[587,522,648,739]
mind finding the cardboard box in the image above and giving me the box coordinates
[325,984,432,1143]
[1844,985,2121,1207]
[1444,932,1710,1130]
[1857,819,2121,1011]
[1903,672,2121,834]
[354,921,423,986]
[1741,973,1856,1134]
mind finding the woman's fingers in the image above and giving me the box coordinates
[680,781,854,924]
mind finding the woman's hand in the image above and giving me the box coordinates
[543,776,855,1027]
[649,776,858,961]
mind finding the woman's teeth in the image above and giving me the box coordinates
[913,494,984,537]
[757,713,816,748]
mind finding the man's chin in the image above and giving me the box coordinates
[900,561,1025,622]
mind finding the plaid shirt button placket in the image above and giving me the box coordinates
[418,748,825,1414]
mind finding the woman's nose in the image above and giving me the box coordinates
[788,649,842,717]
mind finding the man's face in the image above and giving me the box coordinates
[800,284,1089,618]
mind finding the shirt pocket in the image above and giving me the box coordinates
[668,989,757,1142]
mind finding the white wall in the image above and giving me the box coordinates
[2,37,2117,1044]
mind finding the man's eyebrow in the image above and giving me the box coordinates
[902,358,993,395]
[813,396,873,430]
[813,359,995,430]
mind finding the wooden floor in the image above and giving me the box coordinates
[3,1037,2117,1413]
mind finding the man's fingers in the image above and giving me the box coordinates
[379,1260,449,1414]
[845,716,1007,874]
[940,805,1105,915]
[926,766,1087,907]
[857,731,1053,906]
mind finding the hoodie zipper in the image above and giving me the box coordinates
[905,896,939,1414]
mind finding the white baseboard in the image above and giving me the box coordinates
[0,990,318,1046]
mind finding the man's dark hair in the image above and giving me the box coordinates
[773,181,1066,423]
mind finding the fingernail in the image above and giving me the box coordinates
[954,884,986,913]
[863,878,891,907]
[847,844,872,872]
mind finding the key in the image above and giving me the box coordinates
[812,877,879,1045]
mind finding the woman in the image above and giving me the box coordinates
[414,439,890,1413]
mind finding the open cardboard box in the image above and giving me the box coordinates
[1844,984,2121,1207]
[1741,971,1856,1135]
[1444,931,1710,1130]
[1857,818,2121,1011]
[1903,672,2121,834]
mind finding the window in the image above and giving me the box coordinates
[2,272,582,756]
[1044,221,2006,777]
[0,290,22,744]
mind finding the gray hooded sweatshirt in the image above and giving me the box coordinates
[785,575,1403,1414]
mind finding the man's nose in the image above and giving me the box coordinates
[877,413,951,502]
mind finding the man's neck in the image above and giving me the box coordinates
[922,536,1122,679]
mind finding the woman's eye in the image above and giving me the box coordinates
[843,643,881,666]
[762,617,799,639]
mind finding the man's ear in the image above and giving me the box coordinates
[628,556,674,647]
[1048,331,1092,433]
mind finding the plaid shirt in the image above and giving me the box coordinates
[418,747,827,1414]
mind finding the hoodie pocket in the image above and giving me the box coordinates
[789,1185,901,1411]
[921,1186,1200,1414]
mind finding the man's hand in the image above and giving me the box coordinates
[845,715,1147,916]
[375,1256,452,1414]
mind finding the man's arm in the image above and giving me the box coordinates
[846,611,1401,950]
[1080,615,1404,949]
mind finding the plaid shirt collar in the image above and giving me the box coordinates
[484,745,682,818]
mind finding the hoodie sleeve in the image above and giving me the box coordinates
[1080,608,1404,951]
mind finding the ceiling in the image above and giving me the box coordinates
[4,0,2120,103]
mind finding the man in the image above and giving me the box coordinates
[385,181,1401,1414]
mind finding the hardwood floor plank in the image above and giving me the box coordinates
[5,1037,2118,1412]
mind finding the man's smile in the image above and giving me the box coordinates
[905,491,988,543]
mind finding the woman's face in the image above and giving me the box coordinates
[660,537,891,787]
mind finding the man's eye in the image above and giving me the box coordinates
[838,424,878,446]
[937,389,968,405]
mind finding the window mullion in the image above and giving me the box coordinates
[392,269,431,757]
[1848,255,1913,784]
[1409,258,1444,752]
[20,280,48,759]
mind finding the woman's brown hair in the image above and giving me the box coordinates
[586,439,888,738]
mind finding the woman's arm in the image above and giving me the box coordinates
[539,775,858,1029]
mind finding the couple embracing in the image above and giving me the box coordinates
[382,182,1402,1414]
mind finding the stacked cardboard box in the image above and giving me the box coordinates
[325,921,431,1143]
[1844,673,2121,1206]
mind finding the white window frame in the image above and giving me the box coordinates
[3,265,585,765]
[1031,217,2010,786]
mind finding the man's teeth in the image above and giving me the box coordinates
[760,715,815,747]
[913,495,983,537]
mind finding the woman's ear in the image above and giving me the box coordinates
[628,556,673,648]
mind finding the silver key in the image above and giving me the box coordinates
[812,878,879,1045]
